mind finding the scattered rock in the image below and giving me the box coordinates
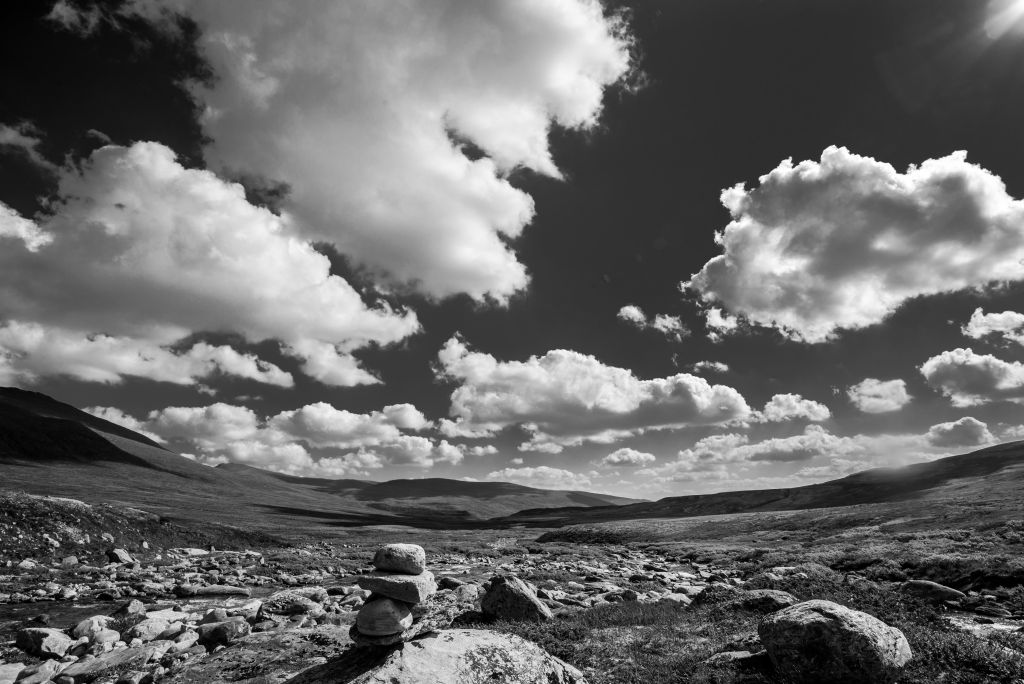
[261,590,327,618]
[732,589,799,613]
[107,548,134,564]
[197,619,251,647]
[759,599,912,684]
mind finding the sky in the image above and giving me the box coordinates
[3,0,1024,499]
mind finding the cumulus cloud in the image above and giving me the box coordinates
[920,348,1024,406]
[485,465,594,490]
[648,426,929,483]
[83,406,166,444]
[0,201,51,252]
[0,142,418,387]
[687,147,1024,342]
[46,0,104,35]
[616,305,687,340]
[690,360,730,374]
[123,0,633,302]
[847,378,912,413]
[963,308,1024,346]
[704,307,739,342]
[925,416,994,448]
[599,447,656,467]
[112,400,474,476]
[435,336,751,452]
[756,393,831,423]
[0,123,56,172]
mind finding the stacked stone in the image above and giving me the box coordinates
[351,543,437,647]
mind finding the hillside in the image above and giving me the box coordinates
[0,387,640,531]
[501,439,1024,527]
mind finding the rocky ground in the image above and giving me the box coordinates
[3,492,1024,683]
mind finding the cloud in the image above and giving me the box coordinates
[0,142,418,387]
[687,147,1024,342]
[704,307,739,342]
[847,378,912,413]
[123,400,474,476]
[690,360,730,374]
[266,402,430,449]
[648,426,930,483]
[756,393,831,423]
[599,447,656,467]
[925,416,994,448]
[485,465,594,490]
[0,201,51,252]
[920,348,1024,406]
[436,335,751,452]
[0,123,56,172]
[124,0,633,302]
[617,305,646,327]
[963,308,1024,346]
[617,305,688,340]
[83,406,166,444]
[46,0,104,35]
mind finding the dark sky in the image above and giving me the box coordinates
[3,0,1024,497]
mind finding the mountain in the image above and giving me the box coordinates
[499,439,1024,526]
[0,387,641,532]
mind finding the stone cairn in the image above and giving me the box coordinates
[350,543,438,647]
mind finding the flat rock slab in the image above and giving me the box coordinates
[162,626,353,684]
[286,629,588,683]
[358,571,436,604]
[58,644,163,683]
[373,544,426,575]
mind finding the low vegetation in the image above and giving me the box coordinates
[473,566,1024,684]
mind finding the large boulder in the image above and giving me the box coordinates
[358,571,437,604]
[15,627,75,658]
[106,548,134,564]
[481,575,553,622]
[759,600,912,684]
[286,629,587,683]
[373,544,426,575]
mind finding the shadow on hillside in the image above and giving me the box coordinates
[258,504,508,530]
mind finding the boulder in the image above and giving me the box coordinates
[286,629,587,683]
[197,619,251,647]
[759,600,912,684]
[373,544,427,575]
[481,575,553,622]
[357,570,437,604]
[72,616,112,639]
[261,590,327,617]
[124,617,171,643]
[356,597,414,636]
[16,627,75,658]
[107,549,134,564]
[900,580,966,603]
[113,599,147,618]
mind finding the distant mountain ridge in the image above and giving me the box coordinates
[0,387,642,531]
[499,439,1024,526]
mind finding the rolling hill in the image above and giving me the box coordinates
[500,439,1024,527]
[0,387,640,532]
